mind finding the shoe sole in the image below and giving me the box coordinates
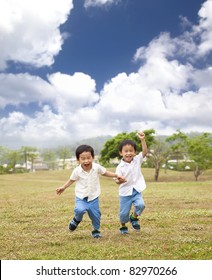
[91,234,102,238]
[131,226,140,231]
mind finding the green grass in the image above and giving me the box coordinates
[0,168,212,260]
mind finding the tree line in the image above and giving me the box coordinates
[0,129,212,181]
[0,146,72,174]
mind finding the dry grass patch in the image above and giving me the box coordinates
[0,169,211,260]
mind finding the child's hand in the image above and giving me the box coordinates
[114,176,127,184]
[137,131,145,140]
[118,175,127,183]
[56,187,65,195]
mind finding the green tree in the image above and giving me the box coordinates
[148,139,170,181]
[99,129,155,165]
[57,146,72,169]
[166,129,188,170]
[20,146,38,171]
[42,149,57,170]
[5,149,21,173]
[187,133,212,180]
[0,146,8,174]
[0,146,7,163]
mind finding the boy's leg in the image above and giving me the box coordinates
[87,198,101,229]
[74,197,88,222]
[119,195,132,234]
[69,197,87,231]
[132,190,145,216]
[87,198,102,238]
[119,195,132,223]
[130,190,145,230]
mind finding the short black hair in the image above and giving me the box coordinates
[75,145,95,160]
[118,139,137,152]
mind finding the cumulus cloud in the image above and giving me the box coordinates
[195,0,212,55]
[0,106,70,147]
[0,0,73,70]
[0,71,102,147]
[174,0,212,59]
[48,72,99,112]
[0,73,54,109]
[133,33,191,93]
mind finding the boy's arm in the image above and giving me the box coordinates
[102,170,126,183]
[56,178,75,195]
[137,132,148,158]
[102,170,117,177]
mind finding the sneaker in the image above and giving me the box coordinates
[130,214,140,230]
[91,229,102,238]
[69,217,80,231]
[120,226,129,235]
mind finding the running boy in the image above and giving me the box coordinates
[115,132,148,234]
[56,144,126,238]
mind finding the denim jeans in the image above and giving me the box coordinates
[119,188,145,223]
[74,196,101,230]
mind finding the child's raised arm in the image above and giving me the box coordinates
[137,131,148,158]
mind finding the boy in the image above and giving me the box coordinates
[56,144,126,238]
[115,132,148,234]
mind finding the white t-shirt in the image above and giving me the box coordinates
[116,152,146,196]
[70,162,106,201]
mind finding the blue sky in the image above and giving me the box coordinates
[0,0,212,148]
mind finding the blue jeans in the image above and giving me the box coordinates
[119,189,145,223]
[74,197,101,230]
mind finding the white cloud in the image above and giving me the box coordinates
[196,0,212,55]
[84,0,120,8]
[175,0,212,59]
[97,74,211,135]
[48,72,99,112]
[192,67,212,88]
[0,106,71,147]
[0,0,73,70]
[0,71,101,147]
[133,33,191,93]
[0,73,54,109]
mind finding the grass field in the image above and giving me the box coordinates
[0,168,212,260]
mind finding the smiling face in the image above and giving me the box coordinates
[119,144,136,163]
[78,151,94,172]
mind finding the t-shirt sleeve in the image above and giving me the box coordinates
[115,164,122,176]
[70,168,78,180]
[98,164,107,175]
[137,152,144,164]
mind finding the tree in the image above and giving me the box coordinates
[42,149,57,170]
[0,146,8,174]
[99,129,155,165]
[166,129,188,170]
[20,146,38,171]
[187,133,212,180]
[5,149,21,173]
[57,146,72,169]
[0,146,7,164]
[148,139,170,181]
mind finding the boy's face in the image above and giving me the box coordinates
[119,144,136,163]
[78,151,94,171]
